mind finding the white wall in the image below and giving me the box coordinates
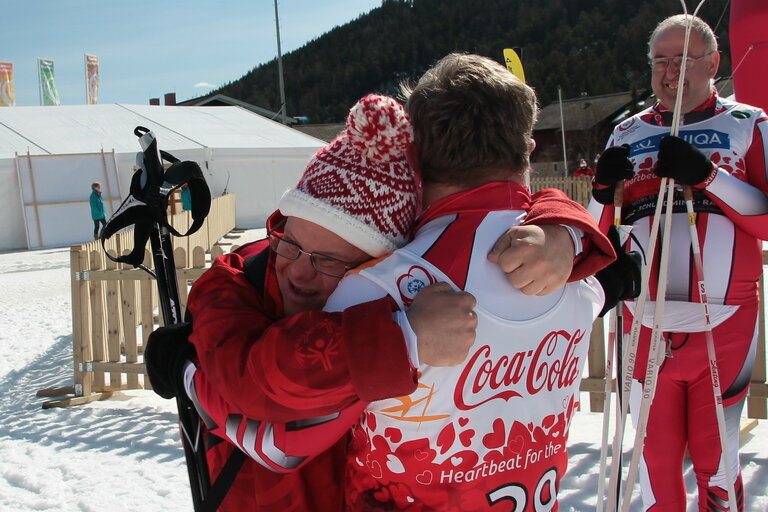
[208,147,313,228]
[0,146,314,252]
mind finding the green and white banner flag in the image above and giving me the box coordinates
[38,58,60,106]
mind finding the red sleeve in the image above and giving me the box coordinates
[189,365,366,473]
[706,118,768,240]
[523,188,616,281]
[188,249,417,424]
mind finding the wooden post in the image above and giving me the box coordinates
[89,249,107,389]
[120,254,140,389]
[71,246,93,397]
[140,249,155,390]
[105,251,122,389]
[175,246,189,314]
[587,317,607,412]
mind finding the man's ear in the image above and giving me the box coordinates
[527,138,537,156]
[406,142,421,177]
[707,50,721,78]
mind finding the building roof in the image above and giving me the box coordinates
[176,93,299,124]
[292,123,345,142]
[535,90,648,132]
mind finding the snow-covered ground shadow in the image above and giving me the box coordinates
[0,333,184,465]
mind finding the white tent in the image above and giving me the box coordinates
[0,104,325,251]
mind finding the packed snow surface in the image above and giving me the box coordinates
[0,243,765,511]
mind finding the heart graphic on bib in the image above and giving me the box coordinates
[396,265,437,306]
[416,470,433,485]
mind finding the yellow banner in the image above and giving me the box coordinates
[0,62,15,107]
[503,48,526,84]
[85,54,99,104]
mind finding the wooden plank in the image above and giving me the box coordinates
[36,386,77,397]
[580,377,614,393]
[81,267,209,281]
[140,266,154,391]
[71,247,93,397]
[81,361,147,374]
[42,392,114,409]
[121,275,140,389]
[175,246,189,313]
[89,250,106,389]
[105,255,122,389]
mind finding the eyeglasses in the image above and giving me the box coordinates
[649,51,713,72]
[268,231,356,278]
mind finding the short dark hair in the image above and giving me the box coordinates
[402,53,539,185]
[91,181,101,189]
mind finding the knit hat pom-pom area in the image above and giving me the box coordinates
[345,94,413,163]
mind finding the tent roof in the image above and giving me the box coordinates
[0,104,324,159]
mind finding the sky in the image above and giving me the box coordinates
[0,241,766,511]
[2,0,383,107]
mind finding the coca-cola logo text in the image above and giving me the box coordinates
[454,329,586,410]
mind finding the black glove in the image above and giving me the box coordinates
[595,225,642,317]
[144,322,196,399]
[655,135,716,188]
[592,145,634,205]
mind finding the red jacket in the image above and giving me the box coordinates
[186,189,614,511]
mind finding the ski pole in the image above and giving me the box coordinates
[682,185,739,511]
[149,225,211,510]
[610,174,667,509]
[597,182,624,512]
[620,4,706,507]
[620,177,675,511]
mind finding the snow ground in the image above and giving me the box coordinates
[0,242,765,511]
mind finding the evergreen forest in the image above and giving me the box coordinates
[212,0,732,123]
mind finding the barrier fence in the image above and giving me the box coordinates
[40,178,767,422]
[39,194,236,408]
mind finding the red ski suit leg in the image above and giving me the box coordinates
[626,301,758,511]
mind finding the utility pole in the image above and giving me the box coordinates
[274,0,287,124]
[558,86,568,177]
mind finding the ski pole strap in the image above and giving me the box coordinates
[163,160,212,238]
[100,126,212,267]
[200,448,247,512]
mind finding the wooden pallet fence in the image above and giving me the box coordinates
[529,175,593,207]
[39,194,236,408]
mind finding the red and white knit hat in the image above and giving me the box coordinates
[279,94,418,257]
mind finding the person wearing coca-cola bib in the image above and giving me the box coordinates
[320,54,634,511]
[146,91,627,512]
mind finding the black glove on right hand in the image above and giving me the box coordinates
[655,135,716,188]
[144,322,196,399]
[595,225,642,317]
[592,145,634,205]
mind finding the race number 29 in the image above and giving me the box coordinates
[487,468,557,511]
